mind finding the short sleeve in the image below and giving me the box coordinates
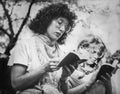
[8,40,29,67]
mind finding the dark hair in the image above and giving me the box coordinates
[29,3,77,44]
[77,34,106,59]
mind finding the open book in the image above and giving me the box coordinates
[96,59,120,81]
[96,64,115,81]
[57,52,87,68]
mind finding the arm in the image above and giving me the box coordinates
[100,73,112,94]
[59,77,93,94]
[60,65,100,94]
[60,66,97,94]
[11,60,59,91]
[11,63,46,91]
[10,40,47,90]
[67,83,90,94]
[10,40,59,91]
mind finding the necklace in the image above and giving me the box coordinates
[79,62,98,75]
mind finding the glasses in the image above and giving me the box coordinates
[56,18,70,32]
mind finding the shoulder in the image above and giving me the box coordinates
[9,34,35,57]
[19,25,34,40]
[17,36,35,48]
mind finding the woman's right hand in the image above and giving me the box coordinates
[43,59,60,72]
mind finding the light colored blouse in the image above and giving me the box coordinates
[8,33,63,94]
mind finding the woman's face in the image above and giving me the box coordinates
[45,17,69,42]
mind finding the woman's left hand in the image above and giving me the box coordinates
[61,64,76,80]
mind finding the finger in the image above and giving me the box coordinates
[73,61,79,68]
[63,65,72,75]
[106,73,112,78]
[67,64,75,73]
[101,74,111,82]
[50,58,61,62]
[77,59,87,64]
[69,64,75,70]
[63,65,70,72]
[50,63,60,70]
[101,75,107,81]
[51,68,59,72]
[49,62,58,66]
[50,65,56,69]
[49,61,60,64]
[50,66,60,72]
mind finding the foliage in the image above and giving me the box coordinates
[0,0,35,55]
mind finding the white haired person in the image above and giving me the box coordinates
[59,34,112,94]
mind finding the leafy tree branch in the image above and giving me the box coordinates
[0,26,10,38]
[0,0,14,36]
[14,0,35,42]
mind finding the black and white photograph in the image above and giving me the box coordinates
[0,0,120,94]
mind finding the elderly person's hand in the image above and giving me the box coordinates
[84,69,99,88]
[100,72,112,94]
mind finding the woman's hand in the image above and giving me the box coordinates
[43,59,60,72]
[61,64,76,81]
[60,65,75,94]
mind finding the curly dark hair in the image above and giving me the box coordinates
[29,3,77,44]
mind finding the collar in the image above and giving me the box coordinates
[36,34,57,47]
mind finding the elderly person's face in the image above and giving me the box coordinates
[78,44,101,65]
[44,17,69,42]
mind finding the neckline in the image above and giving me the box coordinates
[36,34,57,47]
[79,62,97,75]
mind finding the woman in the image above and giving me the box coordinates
[8,3,76,94]
[60,34,112,94]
